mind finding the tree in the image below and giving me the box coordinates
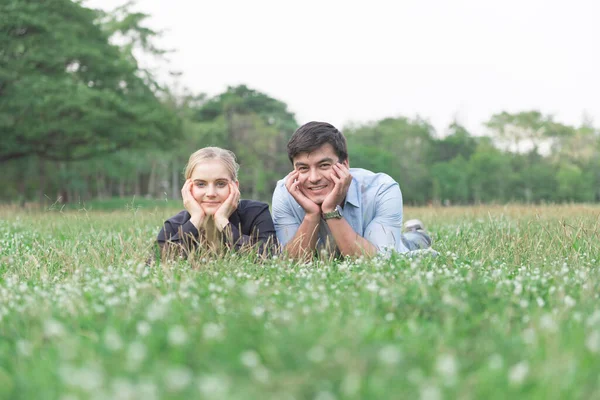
[192,85,298,202]
[0,0,180,163]
[485,111,554,154]
[345,116,435,204]
[467,141,514,203]
[430,122,477,163]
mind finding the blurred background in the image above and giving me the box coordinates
[1,0,598,208]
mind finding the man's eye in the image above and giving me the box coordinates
[320,164,331,169]
[297,167,308,172]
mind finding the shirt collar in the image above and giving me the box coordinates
[344,177,360,208]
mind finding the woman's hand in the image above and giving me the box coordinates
[181,179,205,229]
[214,181,240,231]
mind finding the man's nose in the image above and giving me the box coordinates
[308,168,320,183]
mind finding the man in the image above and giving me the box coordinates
[272,121,434,259]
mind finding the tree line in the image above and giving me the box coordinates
[1,0,598,206]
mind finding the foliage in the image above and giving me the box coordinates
[0,0,180,163]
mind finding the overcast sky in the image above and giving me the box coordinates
[86,0,599,136]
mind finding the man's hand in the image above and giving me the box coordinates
[214,181,240,231]
[182,179,205,229]
[321,163,352,213]
[285,170,321,217]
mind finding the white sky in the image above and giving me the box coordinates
[86,0,599,136]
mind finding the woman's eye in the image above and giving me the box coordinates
[217,182,227,188]
[196,183,205,188]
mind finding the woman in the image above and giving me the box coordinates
[157,147,278,258]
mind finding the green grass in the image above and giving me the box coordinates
[1,204,599,399]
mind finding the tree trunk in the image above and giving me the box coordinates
[171,161,180,199]
[134,170,141,197]
[119,177,125,197]
[38,157,46,205]
[147,160,157,198]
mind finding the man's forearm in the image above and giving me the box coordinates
[283,215,321,260]
[326,218,378,257]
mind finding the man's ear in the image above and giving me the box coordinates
[342,158,349,168]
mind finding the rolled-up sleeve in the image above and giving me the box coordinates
[363,182,408,255]
[272,181,301,248]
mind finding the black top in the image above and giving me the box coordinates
[157,199,278,256]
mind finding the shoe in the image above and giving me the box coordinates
[404,219,425,232]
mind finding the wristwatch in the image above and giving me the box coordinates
[322,205,343,220]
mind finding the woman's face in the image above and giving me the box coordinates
[190,160,237,215]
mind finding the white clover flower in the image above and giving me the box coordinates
[164,366,193,392]
[136,321,151,336]
[564,295,576,308]
[314,390,336,400]
[168,325,188,346]
[44,319,65,338]
[436,353,458,382]
[111,378,136,400]
[197,374,230,398]
[536,297,545,307]
[240,350,261,368]
[252,306,265,318]
[104,328,123,351]
[420,384,441,400]
[522,328,536,345]
[340,372,361,396]
[508,361,529,386]
[146,301,167,321]
[378,345,402,365]
[252,366,270,384]
[138,380,159,400]
[365,281,379,293]
[519,299,529,308]
[203,323,224,340]
[61,363,105,392]
[242,281,259,297]
[16,339,32,357]
[585,331,600,353]
[586,310,600,327]
[539,314,557,332]
[307,346,325,363]
[126,341,147,369]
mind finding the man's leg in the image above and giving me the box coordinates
[401,219,433,250]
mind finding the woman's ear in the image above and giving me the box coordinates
[234,180,240,188]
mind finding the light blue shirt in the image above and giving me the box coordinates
[271,168,409,255]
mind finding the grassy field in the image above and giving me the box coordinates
[1,204,599,400]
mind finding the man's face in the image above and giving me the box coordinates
[292,143,349,205]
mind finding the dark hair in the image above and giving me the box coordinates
[287,121,348,164]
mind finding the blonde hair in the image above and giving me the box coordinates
[184,147,240,180]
